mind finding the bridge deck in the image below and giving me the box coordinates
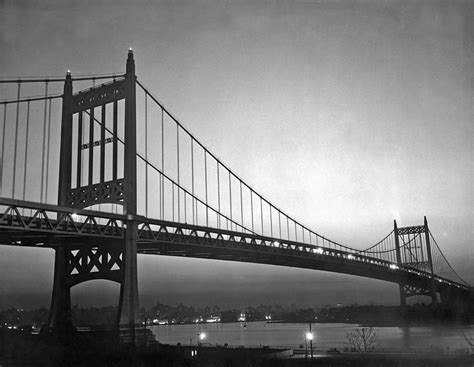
[0,198,468,296]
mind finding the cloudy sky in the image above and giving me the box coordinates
[0,0,472,309]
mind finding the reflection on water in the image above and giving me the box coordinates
[150,321,474,351]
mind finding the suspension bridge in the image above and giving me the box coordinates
[0,51,471,344]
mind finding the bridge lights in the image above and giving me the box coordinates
[314,248,323,254]
[305,332,313,341]
[389,264,399,270]
[347,254,355,260]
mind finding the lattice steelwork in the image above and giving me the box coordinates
[66,246,123,287]
[67,78,126,209]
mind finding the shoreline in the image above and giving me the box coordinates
[148,319,474,328]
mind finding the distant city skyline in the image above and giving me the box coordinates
[0,0,472,310]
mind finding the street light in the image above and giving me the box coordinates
[306,324,314,359]
[198,332,206,346]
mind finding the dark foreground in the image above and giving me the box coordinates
[0,328,473,367]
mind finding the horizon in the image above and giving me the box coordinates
[0,290,429,312]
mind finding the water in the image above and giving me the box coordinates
[150,322,474,352]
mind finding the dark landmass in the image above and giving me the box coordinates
[0,302,472,366]
[0,327,473,367]
[316,303,472,326]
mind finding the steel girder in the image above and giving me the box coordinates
[0,198,468,295]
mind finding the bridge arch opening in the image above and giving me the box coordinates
[78,203,124,214]
[70,280,121,328]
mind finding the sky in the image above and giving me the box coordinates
[0,0,472,310]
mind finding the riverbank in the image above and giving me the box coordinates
[1,327,473,367]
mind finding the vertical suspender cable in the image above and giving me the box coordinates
[12,82,21,198]
[45,98,52,203]
[22,101,30,200]
[295,221,298,242]
[260,197,264,235]
[191,139,195,225]
[172,183,175,221]
[161,108,164,219]
[287,216,290,241]
[228,171,232,230]
[0,105,6,195]
[112,101,117,227]
[389,240,392,262]
[269,205,273,237]
[217,161,220,228]
[250,190,254,232]
[240,181,243,232]
[184,189,187,223]
[40,82,48,202]
[391,237,394,263]
[177,123,180,222]
[205,151,208,226]
[145,94,148,217]
[278,211,281,239]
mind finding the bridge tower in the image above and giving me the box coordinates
[394,217,437,311]
[47,51,139,343]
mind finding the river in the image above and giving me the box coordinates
[149,321,474,352]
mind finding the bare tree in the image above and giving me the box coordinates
[462,330,473,350]
[346,327,376,353]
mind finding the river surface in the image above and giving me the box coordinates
[149,322,474,352]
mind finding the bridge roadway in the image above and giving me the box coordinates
[0,198,469,297]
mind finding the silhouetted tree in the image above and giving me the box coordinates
[462,330,473,350]
[346,327,376,353]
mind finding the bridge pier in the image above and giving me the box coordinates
[47,246,73,334]
[46,243,126,327]
[118,220,140,344]
[399,284,407,314]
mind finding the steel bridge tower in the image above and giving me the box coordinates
[47,51,139,343]
[394,217,437,310]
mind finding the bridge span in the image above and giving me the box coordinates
[0,51,471,344]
